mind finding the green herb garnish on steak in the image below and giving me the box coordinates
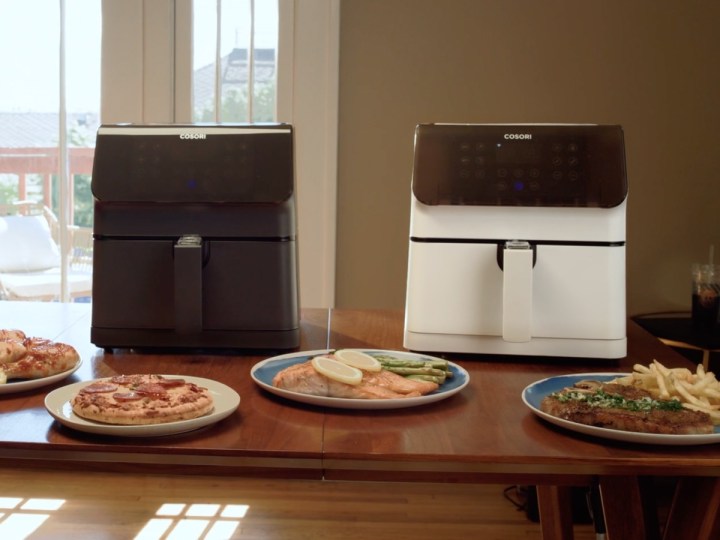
[550,389,684,412]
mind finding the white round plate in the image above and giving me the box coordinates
[522,372,720,446]
[0,358,82,395]
[251,349,469,410]
[44,375,240,437]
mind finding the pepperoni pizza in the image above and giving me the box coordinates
[1,329,80,384]
[71,374,214,425]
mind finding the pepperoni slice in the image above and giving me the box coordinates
[113,391,143,402]
[111,374,141,385]
[135,383,168,399]
[157,378,185,388]
[80,382,119,394]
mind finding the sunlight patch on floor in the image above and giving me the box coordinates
[134,503,248,540]
[0,498,65,540]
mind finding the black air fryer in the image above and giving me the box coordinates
[90,124,299,350]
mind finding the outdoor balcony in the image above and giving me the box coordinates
[0,146,94,301]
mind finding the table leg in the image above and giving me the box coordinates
[598,476,661,540]
[663,477,720,540]
[536,485,574,540]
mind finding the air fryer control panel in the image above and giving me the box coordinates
[412,124,627,208]
[92,124,294,204]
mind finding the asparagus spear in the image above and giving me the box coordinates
[371,354,452,383]
[406,374,447,384]
[372,354,429,364]
[380,359,449,371]
[382,366,447,377]
[373,354,450,372]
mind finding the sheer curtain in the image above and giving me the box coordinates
[0,0,100,303]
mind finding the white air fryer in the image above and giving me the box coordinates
[404,124,628,358]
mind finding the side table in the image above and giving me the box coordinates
[631,312,720,370]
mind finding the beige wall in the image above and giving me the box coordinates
[335,0,720,316]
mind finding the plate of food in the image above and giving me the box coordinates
[251,348,469,409]
[45,374,240,437]
[0,329,82,394]
[523,360,720,445]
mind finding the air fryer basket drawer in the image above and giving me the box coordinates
[91,238,298,331]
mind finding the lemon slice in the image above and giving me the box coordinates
[311,356,363,385]
[334,349,382,372]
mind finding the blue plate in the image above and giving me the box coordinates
[251,349,469,409]
[522,373,720,445]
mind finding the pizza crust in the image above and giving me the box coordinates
[0,338,26,365]
[0,329,79,384]
[71,374,214,425]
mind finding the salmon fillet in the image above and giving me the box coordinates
[272,360,439,399]
[540,381,713,435]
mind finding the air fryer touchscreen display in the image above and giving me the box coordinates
[412,124,627,208]
[92,127,293,204]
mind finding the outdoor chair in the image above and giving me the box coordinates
[0,201,93,301]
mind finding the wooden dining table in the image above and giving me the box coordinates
[1,301,719,539]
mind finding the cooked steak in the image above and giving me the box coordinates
[540,380,714,435]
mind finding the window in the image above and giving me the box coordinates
[1,0,338,307]
[191,0,278,123]
[0,0,99,302]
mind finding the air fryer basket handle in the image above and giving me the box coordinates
[502,240,533,343]
[174,235,203,334]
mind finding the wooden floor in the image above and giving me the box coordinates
[0,468,598,540]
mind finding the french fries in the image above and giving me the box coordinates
[613,360,720,425]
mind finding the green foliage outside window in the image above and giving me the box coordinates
[196,83,275,123]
